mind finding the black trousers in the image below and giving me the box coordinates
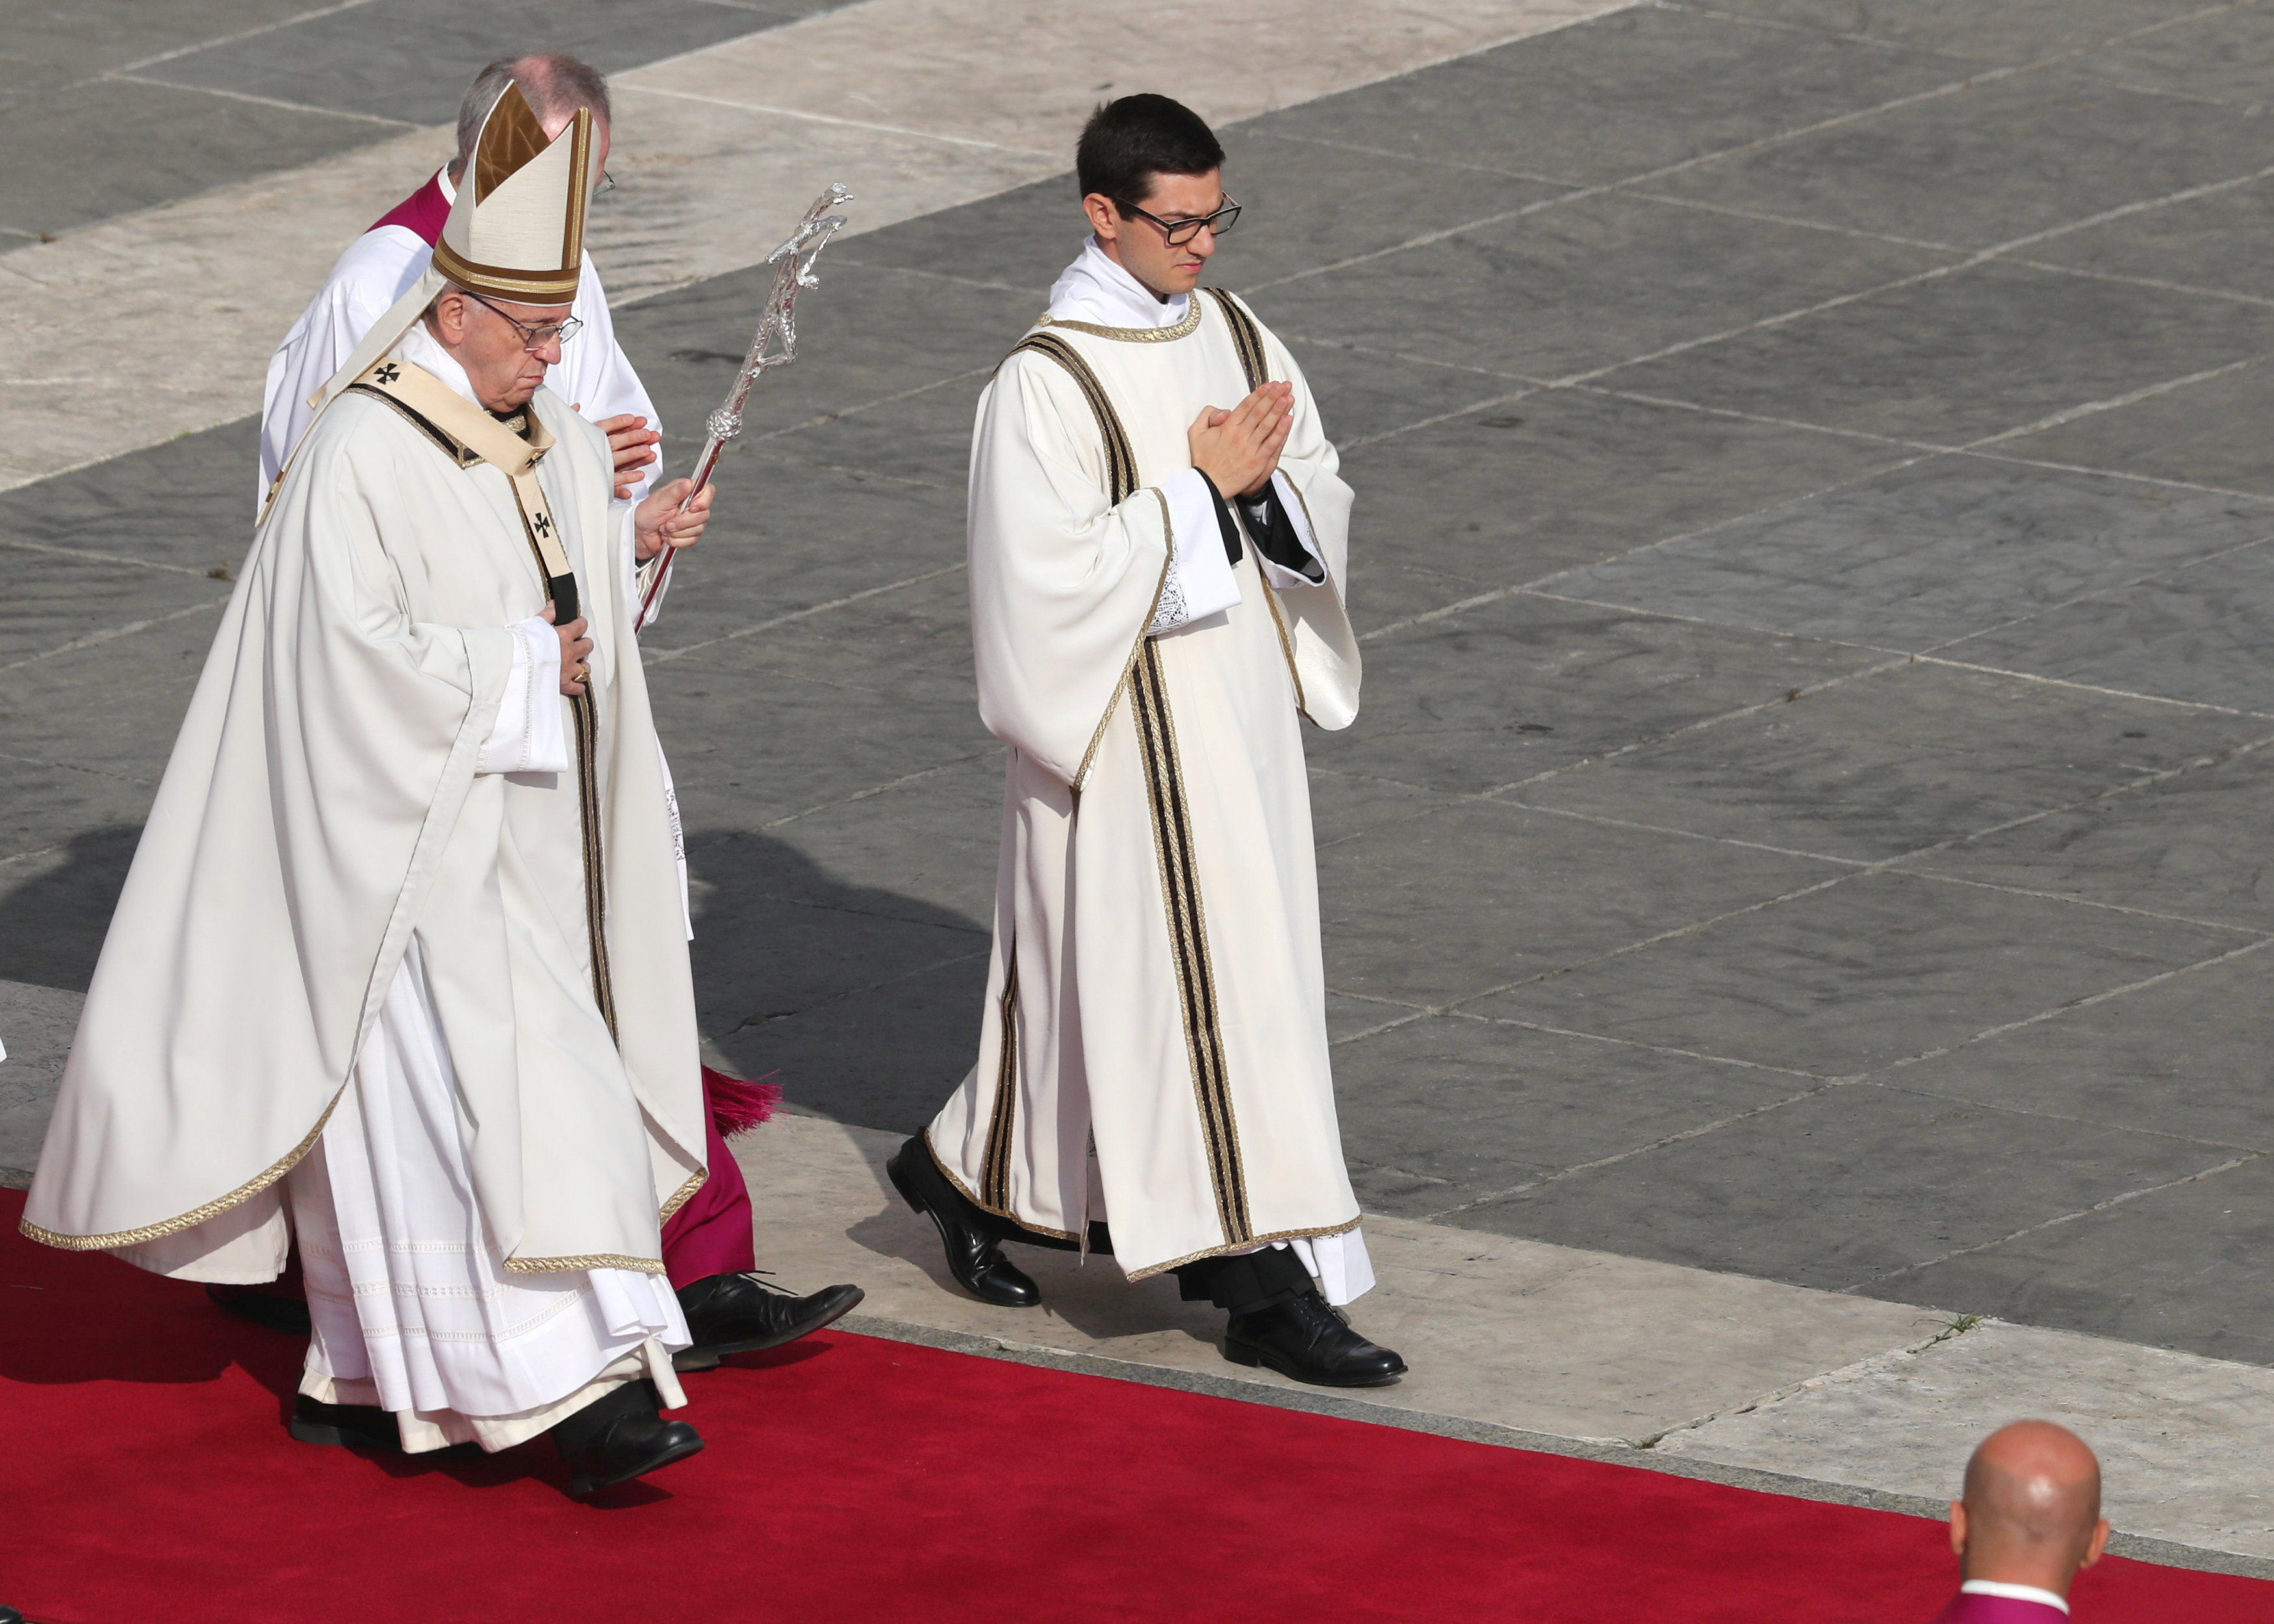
[1171,1247,1314,1317]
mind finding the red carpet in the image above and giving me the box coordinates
[3,1188,2265,1624]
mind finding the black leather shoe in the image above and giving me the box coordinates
[554,1378,704,1497]
[672,1272,865,1372]
[288,1394,480,1457]
[209,1284,313,1338]
[886,1136,1040,1308]
[1224,1291,1407,1388]
[288,1393,403,1450]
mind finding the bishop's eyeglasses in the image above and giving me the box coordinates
[1116,196,1242,246]
[463,288,583,351]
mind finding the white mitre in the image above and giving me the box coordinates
[309,81,597,416]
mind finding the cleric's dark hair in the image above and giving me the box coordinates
[1076,94,1225,208]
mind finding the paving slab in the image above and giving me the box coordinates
[0,977,83,1184]
[1308,590,1887,795]
[715,951,990,1129]
[1318,797,1845,1008]
[1459,1074,2242,1292]
[1880,942,2274,1149]
[1257,190,1957,386]
[1602,258,2274,446]
[0,75,387,240]
[1656,1316,2274,1559]
[1331,1011,1817,1219]
[1249,4,1967,188]
[733,1109,1941,1442]
[1332,385,1910,629]
[1992,358,2274,496]
[1939,540,2274,715]
[0,827,142,994]
[1511,658,2273,863]
[0,611,222,782]
[2024,173,2274,307]
[1546,452,2274,650]
[0,0,317,107]
[1897,741,2274,933]
[2062,2,2274,106]
[1650,67,2274,251]
[1466,867,2250,1075]
[136,0,804,128]
[1856,1152,2274,1369]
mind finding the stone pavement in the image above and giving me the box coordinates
[4,0,2273,1569]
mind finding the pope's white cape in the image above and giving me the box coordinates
[23,360,704,1276]
[927,247,1368,1286]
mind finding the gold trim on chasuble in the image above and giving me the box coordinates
[18,1090,346,1252]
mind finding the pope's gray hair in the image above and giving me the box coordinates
[453,53,611,174]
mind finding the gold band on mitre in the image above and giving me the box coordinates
[429,238,581,305]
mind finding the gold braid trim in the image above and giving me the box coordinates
[504,1252,667,1275]
[1123,1213,1367,1283]
[18,1089,344,1252]
[1034,302,1203,343]
[658,1163,708,1222]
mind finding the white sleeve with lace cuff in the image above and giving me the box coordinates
[1147,468,1243,637]
[475,616,571,775]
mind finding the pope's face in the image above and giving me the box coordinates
[437,292,567,412]
[1088,168,1226,300]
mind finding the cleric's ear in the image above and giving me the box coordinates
[1083,192,1122,242]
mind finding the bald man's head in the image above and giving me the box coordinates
[1949,1421,2109,1597]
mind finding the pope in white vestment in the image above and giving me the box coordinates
[23,86,717,1487]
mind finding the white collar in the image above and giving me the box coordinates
[1045,236,1188,329]
[392,322,482,410]
[1961,1580,2069,1614]
[437,165,457,205]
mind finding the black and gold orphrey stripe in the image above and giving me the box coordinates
[1006,332,1137,503]
[1006,321,1253,1245]
[1131,639,1251,1245]
[1201,288,1270,394]
[363,387,620,1040]
[979,952,1019,1211]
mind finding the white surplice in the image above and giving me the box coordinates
[26,322,708,1443]
[925,241,1373,1299]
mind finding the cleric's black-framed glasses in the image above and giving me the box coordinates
[463,288,583,351]
[1114,195,1242,246]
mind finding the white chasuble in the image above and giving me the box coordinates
[22,354,708,1314]
[926,273,1369,1288]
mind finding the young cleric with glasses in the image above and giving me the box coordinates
[889,94,1405,1389]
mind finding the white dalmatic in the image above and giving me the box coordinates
[926,242,1374,1300]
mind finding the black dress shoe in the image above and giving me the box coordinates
[289,1393,404,1450]
[886,1136,1041,1308]
[672,1272,866,1372]
[288,1394,481,1457]
[209,1283,313,1338]
[1224,1291,1407,1388]
[552,1378,704,1496]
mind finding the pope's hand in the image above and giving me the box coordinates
[1188,380,1294,499]
[541,602,594,696]
[635,478,715,563]
[591,412,660,500]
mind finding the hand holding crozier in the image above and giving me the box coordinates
[635,478,715,562]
